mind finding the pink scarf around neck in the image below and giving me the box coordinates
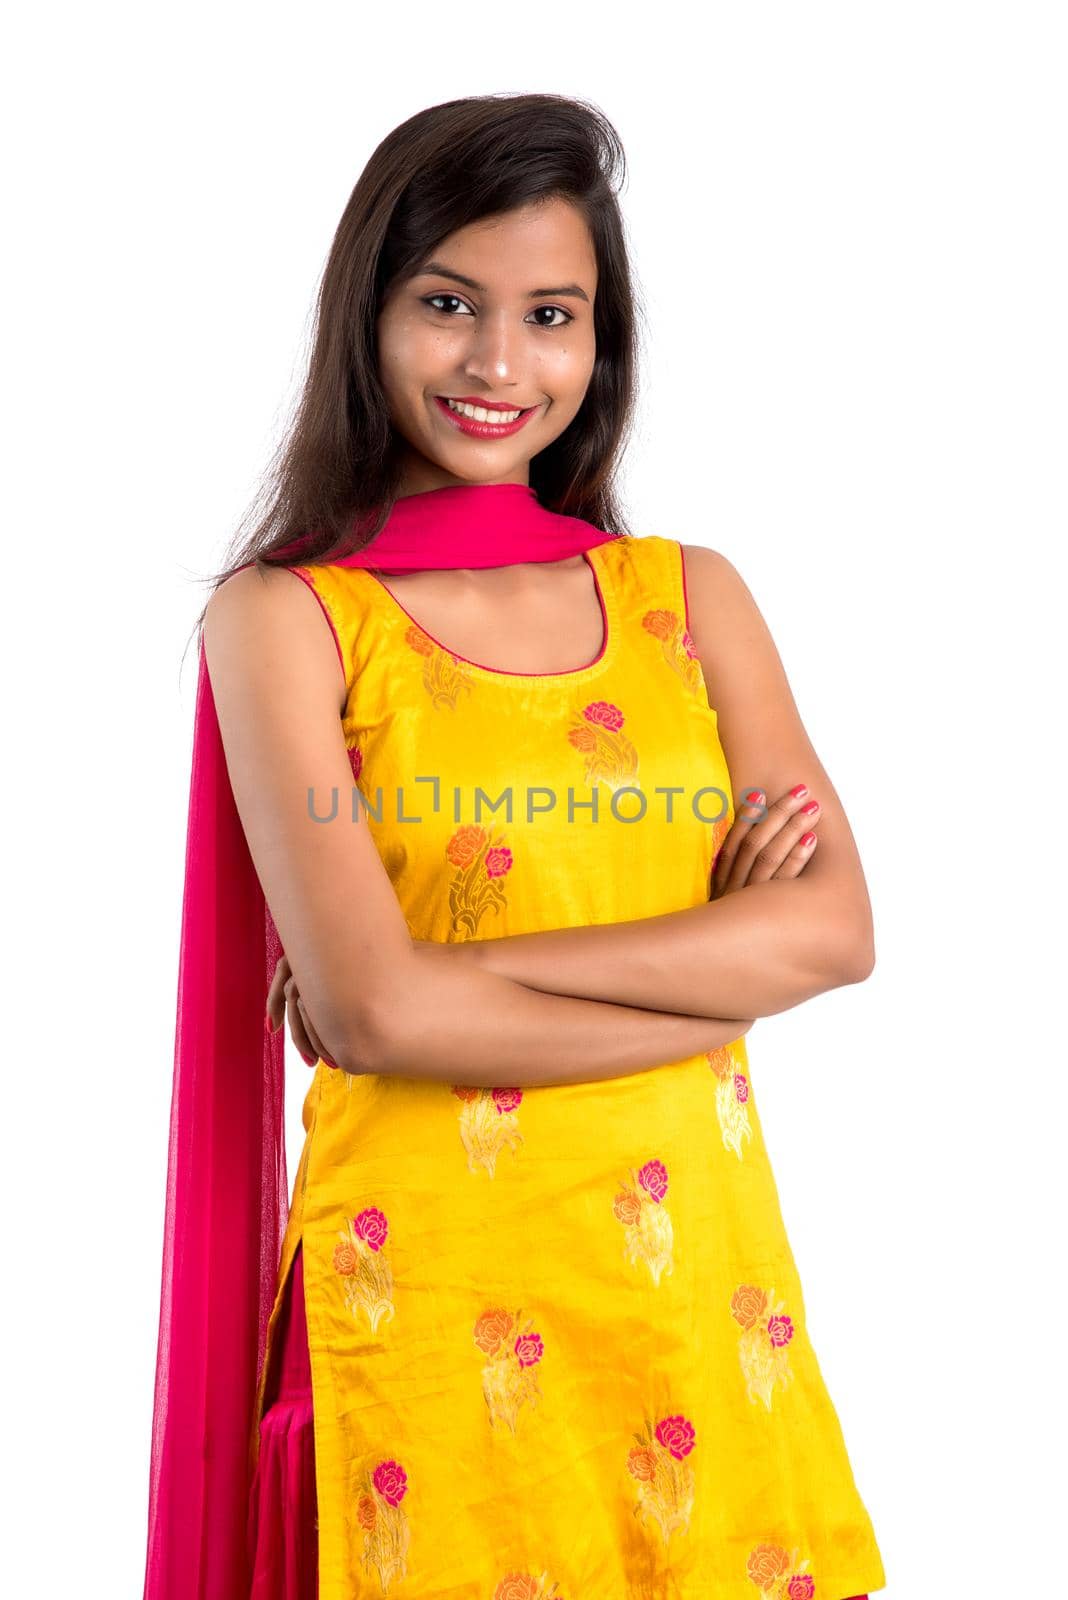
[142,481,619,1597]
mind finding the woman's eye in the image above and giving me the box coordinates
[422,295,573,329]
[528,305,573,328]
[424,294,473,316]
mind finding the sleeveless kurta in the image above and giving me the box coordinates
[250,532,886,1600]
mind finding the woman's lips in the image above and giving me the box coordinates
[433,395,539,439]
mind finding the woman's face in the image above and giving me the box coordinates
[376,197,598,494]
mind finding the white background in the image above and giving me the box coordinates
[5,3,1065,1595]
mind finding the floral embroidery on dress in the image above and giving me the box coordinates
[356,1457,410,1593]
[612,1158,675,1285]
[474,1307,544,1433]
[745,1542,816,1596]
[730,1283,796,1409]
[405,621,475,710]
[446,824,513,936]
[641,608,704,697]
[627,1412,696,1543]
[492,1573,566,1600]
[451,1084,524,1175]
[567,700,639,792]
[707,1045,754,1159]
[347,742,363,783]
[333,1207,396,1333]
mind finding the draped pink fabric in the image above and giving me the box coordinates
[142,483,617,1598]
[247,1245,317,1598]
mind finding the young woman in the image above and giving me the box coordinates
[143,93,886,1600]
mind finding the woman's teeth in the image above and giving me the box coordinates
[444,399,526,423]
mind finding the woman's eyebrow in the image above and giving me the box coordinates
[412,261,590,304]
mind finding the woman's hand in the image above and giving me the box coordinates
[710,784,823,901]
[265,955,341,1069]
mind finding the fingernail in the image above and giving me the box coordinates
[801,831,816,847]
[745,789,764,804]
[801,800,819,815]
[790,784,808,799]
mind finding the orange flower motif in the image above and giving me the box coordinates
[627,1410,696,1543]
[746,1543,791,1590]
[641,608,676,641]
[614,1161,674,1285]
[473,1308,513,1357]
[332,1241,357,1276]
[732,1280,797,1410]
[446,825,512,938]
[405,624,434,657]
[451,1084,479,1103]
[707,1044,734,1081]
[403,621,474,707]
[334,1208,395,1333]
[493,1578,539,1600]
[475,1307,545,1433]
[730,1284,769,1331]
[627,1445,657,1482]
[447,824,489,870]
[358,1458,411,1589]
[642,605,704,697]
[566,701,638,792]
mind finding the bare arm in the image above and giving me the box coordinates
[451,544,876,1020]
[202,565,752,1089]
[367,947,752,1086]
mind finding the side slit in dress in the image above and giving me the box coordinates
[248,1242,319,1599]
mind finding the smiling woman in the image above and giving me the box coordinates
[143,91,886,1600]
[374,200,600,480]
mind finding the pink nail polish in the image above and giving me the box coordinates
[790,784,808,799]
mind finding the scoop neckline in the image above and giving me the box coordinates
[357,542,621,685]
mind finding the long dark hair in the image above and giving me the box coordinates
[187,92,645,652]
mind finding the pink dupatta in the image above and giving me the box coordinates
[142,482,619,1597]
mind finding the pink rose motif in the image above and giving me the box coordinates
[514,1331,543,1368]
[768,1314,794,1348]
[353,1207,389,1253]
[583,700,624,731]
[638,1159,668,1204]
[492,1087,523,1115]
[734,1073,750,1103]
[347,744,363,782]
[787,1577,815,1599]
[372,1458,408,1507]
[655,1414,695,1460]
[681,630,698,658]
[485,846,513,879]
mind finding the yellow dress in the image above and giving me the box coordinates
[251,532,886,1600]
